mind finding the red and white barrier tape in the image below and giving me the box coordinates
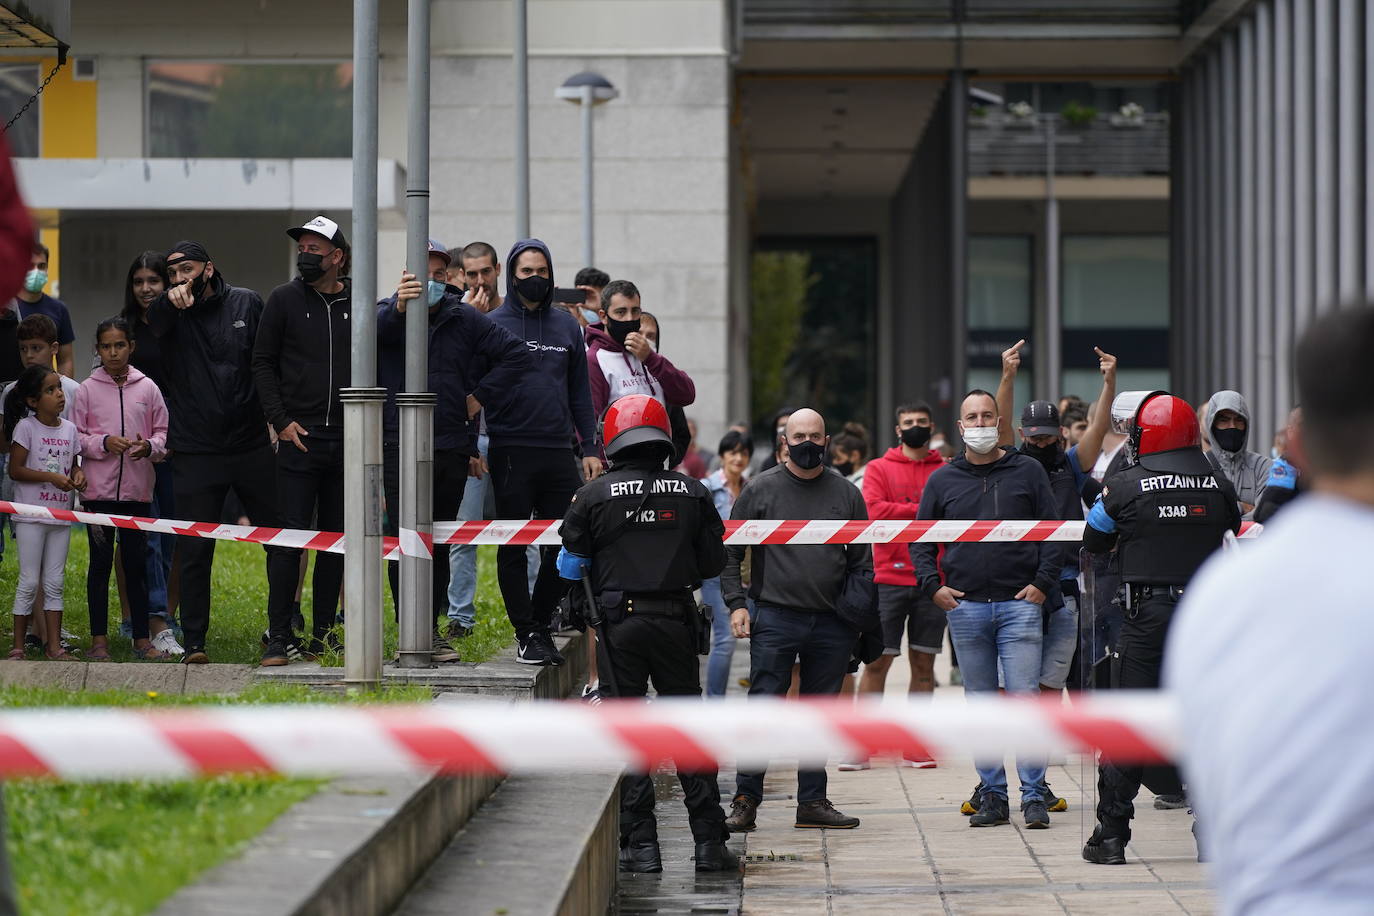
[0,500,1261,560]
[0,693,1177,780]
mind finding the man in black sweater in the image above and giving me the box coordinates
[148,240,282,664]
[252,216,352,665]
[721,408,871,833]
[911,389,1060,830]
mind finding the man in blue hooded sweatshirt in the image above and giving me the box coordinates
[485,239,600,665]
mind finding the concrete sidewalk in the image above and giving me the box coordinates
[735,646,1214,915]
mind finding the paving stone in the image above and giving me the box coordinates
[83,661,188,694]
[182,663,254,695]
[0,659,85,689]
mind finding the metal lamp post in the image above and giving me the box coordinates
[556,72,618,266]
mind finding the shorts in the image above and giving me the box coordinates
[877,585,946,656]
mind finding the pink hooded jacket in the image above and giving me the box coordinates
[72,366,169,504]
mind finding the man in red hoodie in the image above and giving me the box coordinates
[841,402,948,769]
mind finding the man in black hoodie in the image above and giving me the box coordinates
[485,239,598,666]
[910,389,1060,830]
[252,216,352,665]
[148,240,284,664]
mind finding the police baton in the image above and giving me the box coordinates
[580,569,621,699]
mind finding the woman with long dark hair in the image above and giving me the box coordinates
[119,252,182,655]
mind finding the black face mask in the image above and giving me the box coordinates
[788,439,825,470]
[1213,426,1246,453]
[607,316,641,347]
[514,274,552,304]
[188,269,209,300]
[833,459,855,477]
[297,252,327,284]
[1022,441,1062,471]
[900,425,932,449]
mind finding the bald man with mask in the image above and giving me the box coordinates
[721,408,872,833]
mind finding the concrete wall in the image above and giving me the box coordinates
[57,0,734,437]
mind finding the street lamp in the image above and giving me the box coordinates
[556,71,618,266]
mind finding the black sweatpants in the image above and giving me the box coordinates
[172,446,287,653]
[487,445,582,637]
[382,443,469,623]
[84,499,151,640]
[598,612,727,846]
[1096,593,1185,840]
[270,433,345,641]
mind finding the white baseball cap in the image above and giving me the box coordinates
[287,215,348,248]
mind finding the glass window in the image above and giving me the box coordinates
[1062,235,1168,329]
[146,62,353,157]
[0,64,40,156]
[969,236,1032,329]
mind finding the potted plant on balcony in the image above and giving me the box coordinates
[1005,100,1035,129]
[1110,101,1146,128]
[1059,100,1098,128]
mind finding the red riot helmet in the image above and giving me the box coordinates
[601,394,672,460]
[1111,390,1209,473]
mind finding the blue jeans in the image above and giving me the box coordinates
[446,434,537,628]
[145,458,175,616]
[1039,593,1078,690]
[702,578,754,697]
[947,599,1046,804]
[736,605,855,803]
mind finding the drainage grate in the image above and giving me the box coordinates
[741,852,805,863]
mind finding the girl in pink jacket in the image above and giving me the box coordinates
[72,316,170,660]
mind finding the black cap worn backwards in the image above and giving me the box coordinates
[1020,400,1061,437]
[165,239,211,266]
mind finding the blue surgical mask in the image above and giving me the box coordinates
[427,280,446,307]
[23,269,46,294]
[580,307,599,325]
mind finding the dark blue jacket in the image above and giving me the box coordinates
[909,448,1061,603]
[484,239,596,451]
[376,287,532,454]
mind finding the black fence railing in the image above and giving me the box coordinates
[969,112,1170,177]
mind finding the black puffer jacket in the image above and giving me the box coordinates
[147,271,268,455]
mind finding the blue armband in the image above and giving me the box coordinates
[1265,456,1297,491]
[556,547,592,581]
[1086,497,1117,534]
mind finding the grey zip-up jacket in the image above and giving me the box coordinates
[1206,390,1272,519]
[721,463,872,613]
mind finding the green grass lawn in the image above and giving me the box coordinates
[0,683,432,916]
[0,529,515,665]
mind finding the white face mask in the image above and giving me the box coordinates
[961,426,1000,455]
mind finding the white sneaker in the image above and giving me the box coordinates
[837,758,871,771]
[152,628,185,656]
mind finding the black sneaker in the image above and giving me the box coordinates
[516,631,556,666]
[1044,783,1069,812]
[969,793,1010,827]
[694,841,739,872]
[446,620,472,640]
[1154,793,1188,810]
[182,647,209,665]
[960,781,986,815]
[796,799,860,829]
[1083,828,1127,865]
[619,842,662,873]
[1022,800,1050,829]
[305,631,344,659]
[543,632,566,667]
[260,638,289,667]
[724,795,759,833]
[432,629,460,663]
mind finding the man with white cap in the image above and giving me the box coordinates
[253,215,352,665]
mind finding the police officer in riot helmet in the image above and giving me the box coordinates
[1081,391,1241,865]
[558,394,736,874]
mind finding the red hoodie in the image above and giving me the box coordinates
[862,446,947,586]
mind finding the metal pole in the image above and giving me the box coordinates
[400,0,433,666]
[1044,116,1061,400]
[342,388,385,685]
[514,0,530,238]
[345,0,383,687]
[948,68,968,402]
[397,392,436,667]
[581,83,595,267]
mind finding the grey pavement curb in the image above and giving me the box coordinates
[0,659,253,695]
[393,769,621,916]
